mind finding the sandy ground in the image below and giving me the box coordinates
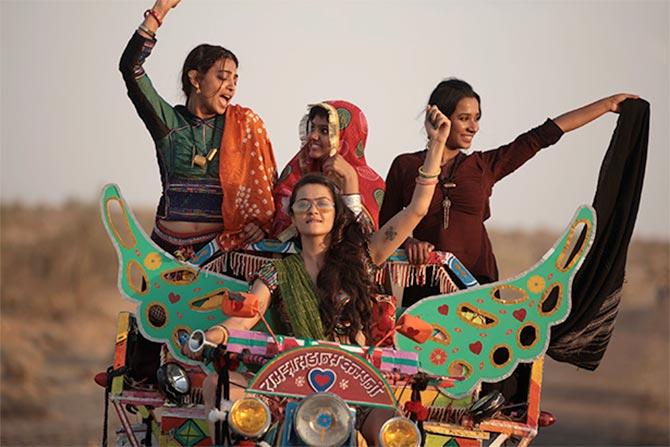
[1,206,668,446]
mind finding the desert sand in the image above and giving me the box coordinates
[1,204,668,446]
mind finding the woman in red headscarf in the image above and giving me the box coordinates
[271,100,386,240]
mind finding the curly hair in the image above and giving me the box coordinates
[289,173,373,344]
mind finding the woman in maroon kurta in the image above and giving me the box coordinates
[380,78,637,303]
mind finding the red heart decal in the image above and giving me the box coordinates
[308,369,336,392]
[168,292,181,304]
[469,341,482,355]
[438,305,449,315]
[314,375,330,387]
[513,308,527,322]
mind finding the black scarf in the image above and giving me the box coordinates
[548,98,650,370]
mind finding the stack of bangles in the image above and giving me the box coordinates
[137,8,163,38]
[416,166,440,185]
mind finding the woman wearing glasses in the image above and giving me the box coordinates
[186,105,450,443]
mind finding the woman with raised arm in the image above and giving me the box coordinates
[186,105,450,444]
[119,0,277,259]
[380,78,637,305]
[118,0,277,386]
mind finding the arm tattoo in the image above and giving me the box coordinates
[384,226,398,242]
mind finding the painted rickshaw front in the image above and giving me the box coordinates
[99,184,595,446]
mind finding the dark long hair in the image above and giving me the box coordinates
[180,44,239,97]
[289,173,373,344]
[428,78,481,118]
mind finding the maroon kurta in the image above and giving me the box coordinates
[380,119,564,284]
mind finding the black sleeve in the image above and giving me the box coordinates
[119,32,171,141]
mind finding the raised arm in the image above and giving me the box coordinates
[119,0,183,140]
[368,106,449,264]
[553,93,639,133]
[137,0,181,38]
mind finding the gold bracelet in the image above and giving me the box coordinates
[138,24,156,38]
[418,165,440,178]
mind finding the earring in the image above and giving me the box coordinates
[195,86,201,94]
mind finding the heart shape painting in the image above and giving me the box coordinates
[308,368,337,393]
[168,292,181,304]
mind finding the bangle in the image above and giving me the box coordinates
[144,8,163,26]
[137,24,156,39]
[415,176,438,186]
[418,166,440,178]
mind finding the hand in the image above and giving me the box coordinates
[323,154,358,193]
[155,0,181,11]
[403,237,434,265]
[425,105,451,144]
[152,0,181,17]
[243,222,265,245]
[604,93,639,113]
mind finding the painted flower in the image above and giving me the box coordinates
[527,275,546,294]
[430,348,447,366]
[144,252,162,271]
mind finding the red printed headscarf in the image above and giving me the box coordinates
[271,100,386,238]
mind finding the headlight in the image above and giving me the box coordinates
[294,393,353,447]
[156,362,190,404]
[228,398,271,439]
[379,417,421,447]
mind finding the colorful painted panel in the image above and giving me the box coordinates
[395,206,595,397]
[100,184,250,372]
[247,346,397,409]
[160,415,212,446]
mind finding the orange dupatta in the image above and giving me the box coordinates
[217,104,277,251]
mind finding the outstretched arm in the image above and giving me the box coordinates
[368,106,449,265]
[553,93,638,133]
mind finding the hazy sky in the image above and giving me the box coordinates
[2,0,668,240]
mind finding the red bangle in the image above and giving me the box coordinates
[144,9,163,26]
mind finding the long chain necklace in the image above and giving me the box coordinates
[438,153,463,229]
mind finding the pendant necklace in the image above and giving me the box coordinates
[190,116,220,170]
[439,153,463,229]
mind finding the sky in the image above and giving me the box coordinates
[1,0,668,240]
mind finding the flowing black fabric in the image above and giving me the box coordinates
[548,98,650,370]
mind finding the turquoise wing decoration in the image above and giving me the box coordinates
[100,184,251,371]
[394,206,596,397]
